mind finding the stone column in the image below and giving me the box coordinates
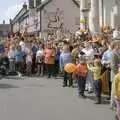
[112,3,120,28]
[80,0,86,29]
[89,0,100,34]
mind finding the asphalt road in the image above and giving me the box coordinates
[0,76,115,120]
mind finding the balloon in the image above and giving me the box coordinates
[64,63,76,73]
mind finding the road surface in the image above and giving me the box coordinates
[0,76,114,120]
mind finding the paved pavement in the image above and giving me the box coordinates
[0,76,115,120]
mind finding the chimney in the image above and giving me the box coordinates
[33,0,41,8]
[36,0,41,7]
[3,20,5,24]
[9,19,12,24]
[29,0,34,9]
[23,2,27,9]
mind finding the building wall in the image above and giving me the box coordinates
[100,0,120,28]
[41,0,80,38]
[103,0,114,27]
[0,24,11,37]
[13,22,19,33]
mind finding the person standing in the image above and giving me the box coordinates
[110,40,120,108]
[31,41,38,74]
[59,44,72,87]
[82,41,95,93]
[88,60,102,104]
[102,43,113,99]
[8,45,15,73]
[112,67,120,120]
[44,42,56,78]
[36,44,44,76]
[25,46,33,76]
[75,58,88,98]
[14,45,24,77]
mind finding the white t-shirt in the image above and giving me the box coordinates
[36,50,44,63]
[113,30,120,38]
[19,41,25,51]
[82,48,95,60]
[36,50,44,57]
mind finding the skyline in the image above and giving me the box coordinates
[0,0,28,24]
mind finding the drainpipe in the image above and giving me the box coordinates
[101,0,104,27]
[39,0,42,38]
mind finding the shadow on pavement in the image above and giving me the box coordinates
[0,76,25,80]
[0,83,19,89]
[87,95,110,105]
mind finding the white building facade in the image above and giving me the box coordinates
[12,0,80,38]
[88,0,120,34]
[12,0,120,37]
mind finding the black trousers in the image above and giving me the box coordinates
[46,64,55,77]
[63,71,73,86]
[32,54,36,74]
[54,60,59,77]
[15,62,23,73]
[77,76,86,95]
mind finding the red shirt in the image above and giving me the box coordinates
[75,63,88,76]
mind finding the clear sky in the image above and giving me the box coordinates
[0,0,28,24]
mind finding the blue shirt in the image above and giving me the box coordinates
[14,50,24,62]
[102,49,113,62]
[59,52,71,70]
[32,46,38,54]
[0,44,5,53]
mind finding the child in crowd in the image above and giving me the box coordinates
[112,67,120,120]
[75,58,88,98]
[88,59,102,104]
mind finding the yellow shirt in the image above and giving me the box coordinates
[112,73,120,98]
[90,66,101,80]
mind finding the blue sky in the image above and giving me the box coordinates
[0,0,28,24]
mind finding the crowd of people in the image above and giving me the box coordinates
[0,27,120,120]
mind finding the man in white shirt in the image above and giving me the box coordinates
[82,42,95,93]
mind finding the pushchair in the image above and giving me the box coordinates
[0,55,9,75]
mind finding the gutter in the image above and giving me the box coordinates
[72,0,80,8]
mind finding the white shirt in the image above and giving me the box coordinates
[113,30,120,38]
[19,41,25,51]
[82,47,95,60]
[36,50,44,58]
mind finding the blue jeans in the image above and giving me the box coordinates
[94,80,102,98]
